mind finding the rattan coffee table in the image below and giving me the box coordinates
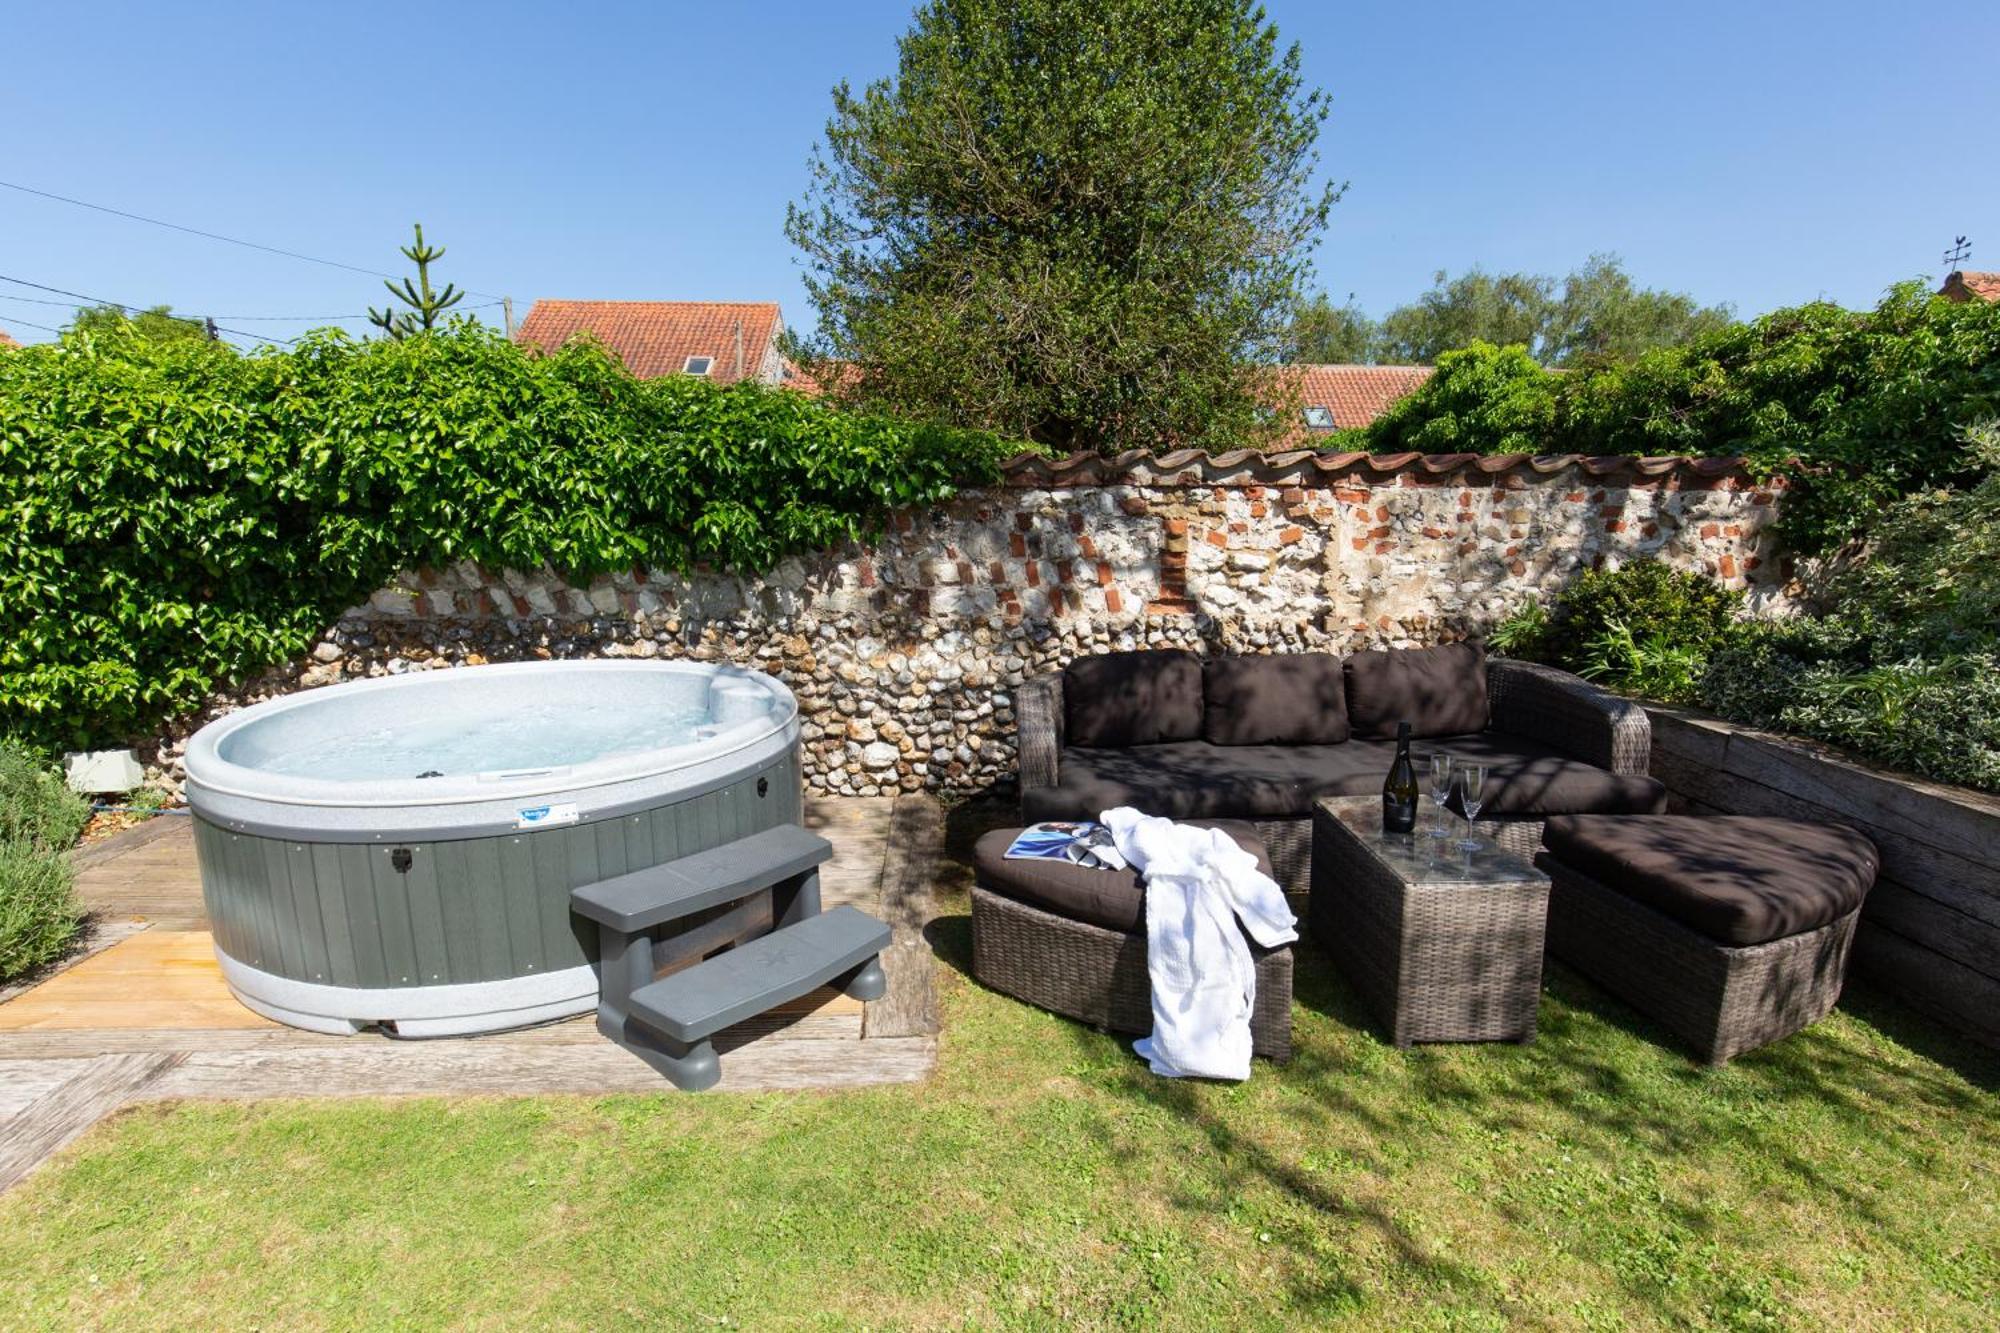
[1309,796,1550,1047]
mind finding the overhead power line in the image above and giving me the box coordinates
[0,273,295,346]
[0,178,507,299]
[0,314,69,337]
[0,290,502,321]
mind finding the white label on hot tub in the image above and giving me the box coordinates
[515,802,580,829]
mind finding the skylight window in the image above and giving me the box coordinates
[1303,405,1335,429]
[684,356,713,376]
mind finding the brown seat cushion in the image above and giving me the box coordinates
[1063,650,1204,748]
[973,819,1272,934]
[1418,733,1668,819]
[1020,735,1664,823]
[1203,653,1350,746]
[1344,643,1490,740]
[1540,815,1879,947]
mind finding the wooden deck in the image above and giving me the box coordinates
[0,796,942,1192]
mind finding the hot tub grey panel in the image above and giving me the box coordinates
[198,750,801,992]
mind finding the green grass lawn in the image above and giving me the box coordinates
[3,863,1997,1330]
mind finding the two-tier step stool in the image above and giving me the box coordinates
[571,824,891,1090]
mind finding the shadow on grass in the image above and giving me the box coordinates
[921,804,2000,1318]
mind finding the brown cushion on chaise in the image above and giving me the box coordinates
[1021,734,1665,824]
[972,819,1272,933]
[1540,815,1879,948]
[1202,653,1350,746]
[1062,649,1205,748]
[1344,642,1490,740]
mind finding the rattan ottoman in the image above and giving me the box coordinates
[969,822,1293,1061]
[1537,815,1878,1064]
[1309,796,1551,1047]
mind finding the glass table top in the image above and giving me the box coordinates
[1316,796,1549,888]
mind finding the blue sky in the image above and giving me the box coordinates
[4,1,1995,349]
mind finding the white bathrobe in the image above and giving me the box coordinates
[1100,807,1299,1081]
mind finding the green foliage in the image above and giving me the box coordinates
[1370,284,1999,554]
[1575,619,1711,705]
[0,839,80,982]
[1371,254,1732,367]
[70,303,216,346]
[0,742,87,982]
[0,321,1017,752]
[1288,293,1376,364]
[1698,424,2000,791]
[1564,283,2000,551]
[0,744,91,852]
[1493,560,1743,705]
[368,223,464,340]
[1365,342,1560,455]
[1485,596,1549,658]
[786,0,1338,454]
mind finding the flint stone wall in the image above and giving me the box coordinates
[151,451,1789,798]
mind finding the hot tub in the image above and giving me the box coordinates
[183,660,802,1037]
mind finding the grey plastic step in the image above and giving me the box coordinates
[570,823,831,933]
[626,904,892,1045]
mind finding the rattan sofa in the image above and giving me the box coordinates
[1017,645,1663,895]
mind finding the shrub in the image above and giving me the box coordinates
[0,744,92,852]
[1566,284,2000,551]
[0,322,1021,752]
[1365,342,1560,455]
[1527,560,1743,692]
[1371,285,2000,553]
[0,840,82,981]
[1705,628,2000,792]
[1696,425,2000,791]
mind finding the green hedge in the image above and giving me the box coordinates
[0,323,1019,753]
[1364,284,2000,553]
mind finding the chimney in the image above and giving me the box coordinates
[733,319,745,381]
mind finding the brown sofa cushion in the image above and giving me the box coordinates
[1063,650,1204,748]
[1203,653,1350,746]
[1540,815,1879,947]
[1344,642,1491,740]
[1020,734,1664,824]
[973,819,1272,933]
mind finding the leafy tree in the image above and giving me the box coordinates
[1544,254,1734,366]
[369,223,464,339]
[1375,270,1551,365]
[70,304,214,345]
[1374,254,1731,366]
[786,0,1338,454]
[1365,342,1559,454]
[1288,293,1376,363]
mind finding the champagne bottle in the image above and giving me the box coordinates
[1382,720,1419,834]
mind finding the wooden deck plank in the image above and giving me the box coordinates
[0,1053,181,1192]
[136,1037,934,1100]
[863,795,943,1040]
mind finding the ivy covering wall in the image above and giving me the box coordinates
[0,324,1016,752]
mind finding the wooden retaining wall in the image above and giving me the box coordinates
[1644,705,2000,1050]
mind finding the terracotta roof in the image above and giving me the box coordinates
[0,326,18,349]
[1940,271,2000,303]
[998,448,1761,488]
[1273,364,1434,438]
[513,300,784,382]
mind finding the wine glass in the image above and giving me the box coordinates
[1455,763,1488,853]
[1426,753,1454,839]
